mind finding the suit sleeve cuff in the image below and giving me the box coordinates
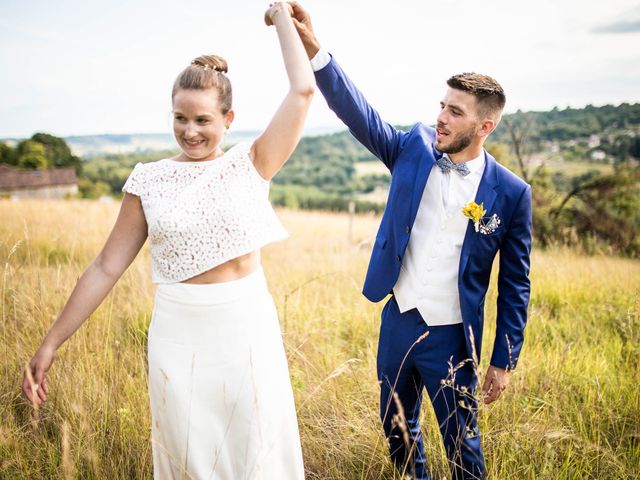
[310,49,331,72]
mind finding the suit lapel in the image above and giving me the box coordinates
[459,151,499,276]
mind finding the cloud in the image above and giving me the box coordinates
[592,19,640,34]
[592,6,640,34]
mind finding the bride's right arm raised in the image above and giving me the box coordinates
[22,192,148,406]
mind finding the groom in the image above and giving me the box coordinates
[291,3,532,480]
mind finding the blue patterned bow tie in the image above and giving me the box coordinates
[435,155,470,177]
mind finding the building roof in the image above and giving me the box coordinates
[0,164,77,190]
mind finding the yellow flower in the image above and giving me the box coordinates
[462,201,485,224]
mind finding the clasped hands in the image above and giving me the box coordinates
[264,2,294,26]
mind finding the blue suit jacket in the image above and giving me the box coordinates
[315,56,532,370]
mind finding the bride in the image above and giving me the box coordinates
[22,3,313,478]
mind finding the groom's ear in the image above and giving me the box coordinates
[477,118,496,138]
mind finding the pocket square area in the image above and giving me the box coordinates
[476,213,501,234]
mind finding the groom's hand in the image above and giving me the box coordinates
[288,1,321,59]
[482,365,511,404]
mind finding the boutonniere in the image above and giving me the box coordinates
[462,201,501,234]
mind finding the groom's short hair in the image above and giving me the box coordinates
[447,73,506,122]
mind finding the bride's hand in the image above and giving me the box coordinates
[22,343,55,406]
[264,1,293,26]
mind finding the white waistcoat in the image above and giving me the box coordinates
[393,164,481,326]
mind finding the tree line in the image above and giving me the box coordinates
[0,133,82,173]
[1,102,638,255]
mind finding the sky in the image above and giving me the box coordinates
[1,0,639,139]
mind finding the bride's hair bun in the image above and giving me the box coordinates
[190,55,228,74]
[172,54,232,114]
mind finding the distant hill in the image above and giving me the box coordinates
[1,127,344,158]
[65,126,343,157]
[492,102,640,145]
[64,131,260,157]
[74,102,639,206]
[4,103,637,158]
[279,103,640,184]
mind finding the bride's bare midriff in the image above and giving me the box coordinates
[180,250,261,284]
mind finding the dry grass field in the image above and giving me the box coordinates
[1,200,639,479]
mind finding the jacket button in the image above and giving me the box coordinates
[405,226,410,233]
[397,255,402,262]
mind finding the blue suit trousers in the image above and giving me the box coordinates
[377,296,485,480]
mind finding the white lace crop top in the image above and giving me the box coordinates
[121,141,289,283]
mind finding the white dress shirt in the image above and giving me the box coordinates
[310,49,332,72]
[435,154,485,210]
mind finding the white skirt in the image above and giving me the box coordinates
[148,267,305,480]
